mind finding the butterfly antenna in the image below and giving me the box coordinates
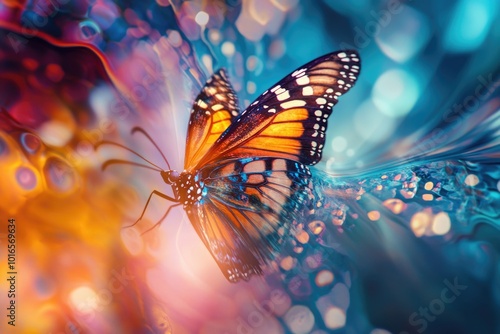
[95,140,164,171]
[131,127,171,170]
[101,159,162,172]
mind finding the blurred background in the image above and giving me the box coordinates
[0,0,500,333]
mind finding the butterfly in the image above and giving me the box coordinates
[98,50,361,282]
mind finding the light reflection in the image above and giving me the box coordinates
[432,212,451,235]
[323,306,346,330]
[315,270,334,287]
[375,5,431,62]
[221,41,236,57]
[444,0,495,52]
[194,11,209,26]
[353,100,396,143]
[371,69,420,117]
[284,305,315,334]
[464,174,480,186]
[69,286,99,311]
[331,136,348,152]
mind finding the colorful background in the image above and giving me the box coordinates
[0,0,500,333]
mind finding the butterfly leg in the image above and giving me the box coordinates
[127,190,178,228]
[140,203,182,235]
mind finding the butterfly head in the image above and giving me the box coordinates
[161,170,180,185]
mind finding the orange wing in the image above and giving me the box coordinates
[187,157,312,282]
[184,69,239,170]
[182,51,361,282]
[196,50,360,169]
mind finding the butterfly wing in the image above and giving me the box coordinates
[184,69,240,169]
[196,50,360,168]
[187,157,312,282]
[183,51,361,281]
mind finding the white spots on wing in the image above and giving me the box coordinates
[316,97,327,105]
[314,110,322,117]
[215,93,227,101]
[313,124,320,130]
[341,57,350,62]
[212,104,224,111]
[263,105,269,109]
[292,68,307,77]
[337,52,347,58]
[262,89,269,96]
[311,141,317,147]
[302,86,314,96]
[207,87,217,95]
[271,85,281,93]
[296,75,310,85]
[231,110,238,116]
[275,87,286,95]
[281,100,306,109]
[277,90,290,101]
[205,111,211,115]
[326,88,334,94]
[251,100,259,106]
[197,100,208,109]
[338,79,345,85]
[352,57,359,62]
[268,108,276,113]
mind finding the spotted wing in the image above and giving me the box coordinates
[197,50,360,168]
[184,69,239,169]
[187,157,312,282]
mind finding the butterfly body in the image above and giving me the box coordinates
[161,169,206,208]
[103,50,361,282]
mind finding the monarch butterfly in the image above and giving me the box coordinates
[98,50,361,282]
